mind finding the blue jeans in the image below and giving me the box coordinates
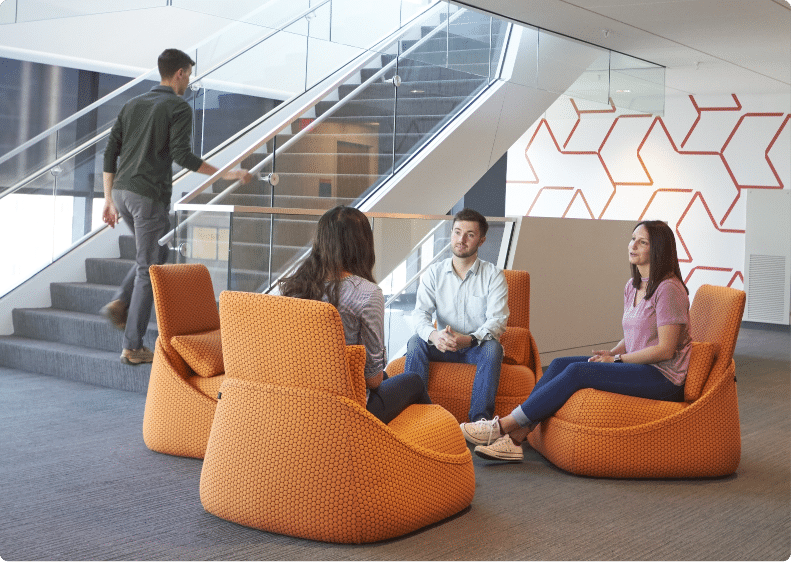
[366,372,431,425]
[511,356,685,427]
[404,334,503,421]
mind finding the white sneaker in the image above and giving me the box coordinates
[474,435,524,462]
[460,416,503,446]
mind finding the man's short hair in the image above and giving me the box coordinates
[158,49,196,79]
[453,208,488,237]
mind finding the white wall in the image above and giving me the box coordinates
[506,92,791,304]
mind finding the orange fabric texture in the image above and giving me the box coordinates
[527,284,746,478]
[171,329,224,377]
[200,292,475,544]
[142,264,225,459]
[501,326,528,364]
[386,269,542,423]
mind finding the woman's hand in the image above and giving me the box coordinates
[365,371,384,389]
[588,354,615,363]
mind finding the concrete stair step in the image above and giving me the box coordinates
[50,282,119,315]
[85,257,135,286]
[11,308,157,353]
[0,335,151,394]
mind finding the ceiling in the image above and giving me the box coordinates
[459,0,791,97]
[0,0,788,99]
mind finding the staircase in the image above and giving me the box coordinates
[186,10,501,290]
[0,10,506,392]
[0,234,157,393]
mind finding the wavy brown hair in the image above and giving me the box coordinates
[631,220,688,300]
[279,206,375,307]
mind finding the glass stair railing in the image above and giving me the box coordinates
[170,3,509,292]
[169,2,666,295]
[0,0,438,297]
[168,205,518,363]
[1,0,665,299]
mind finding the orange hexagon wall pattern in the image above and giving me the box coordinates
[506,93,790,299]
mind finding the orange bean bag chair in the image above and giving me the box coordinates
[199,291,475,543]
[387,269,541,422]
[527,284,746,478]
[143,264,225,459]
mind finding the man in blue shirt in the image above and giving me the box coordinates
[404,208,509,422]
[101,48,251,365]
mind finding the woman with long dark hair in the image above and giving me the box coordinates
[279,206,431,424]
[460,220,692,461]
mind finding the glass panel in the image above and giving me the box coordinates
[393,54,488,170]
[306,0,331,41]
[269,212,320,288]
[175,208,233,298]
[174,0,307,28]
[0,71,155,193]
[329,0,404,49]
[227,211,272,293]
[399,0,436,26]
[0,174,56,296]
[305,36,367,91]
[198,28,310,105]
[15,0,166,23]
[377,216,453,361]
[488,16,509,79]
[0,0,17,24]
[272,55,396,208]
[54,76,158,159]
[610,52,665,115]
[400,2,449,69]
[192,86,284,157]
[537,30,609,105]
[447,7,493,79]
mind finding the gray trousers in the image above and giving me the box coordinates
[112,189,170,350]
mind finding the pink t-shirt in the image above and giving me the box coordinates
[622,277,692,385]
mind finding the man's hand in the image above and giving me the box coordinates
[223,168,253,185]
[102,198,119,228]
[431,325,474,352]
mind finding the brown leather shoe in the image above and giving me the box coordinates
[101,300,128,331]
[121,346,154,365]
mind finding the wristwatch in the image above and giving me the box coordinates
[469,335,479,347]
[613,354,623,363]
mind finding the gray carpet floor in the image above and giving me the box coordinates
[1,323,789,561]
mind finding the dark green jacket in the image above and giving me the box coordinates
[103,85,203,204]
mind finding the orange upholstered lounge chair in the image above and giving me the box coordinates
[143,264,225,459]
[527,284,747,478]
[386,269,542,422]
[200,291,475,544]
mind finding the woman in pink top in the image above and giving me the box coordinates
[460,220,691,462]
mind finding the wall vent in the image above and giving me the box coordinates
[744,190,790,325]
[747,255,787,323]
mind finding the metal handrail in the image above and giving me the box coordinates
[166,204,517,300]
[160,3,470,246]
[0,0,332,202]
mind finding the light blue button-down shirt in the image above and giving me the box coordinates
[412,257,509,343]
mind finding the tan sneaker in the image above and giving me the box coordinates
[474,435,524,462]
[460,416,503,445]
[101,300,128,331]
[121,346,154,365]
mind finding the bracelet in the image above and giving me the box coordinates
[613,354,623,363]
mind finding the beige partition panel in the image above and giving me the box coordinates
[509,217,637,354]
